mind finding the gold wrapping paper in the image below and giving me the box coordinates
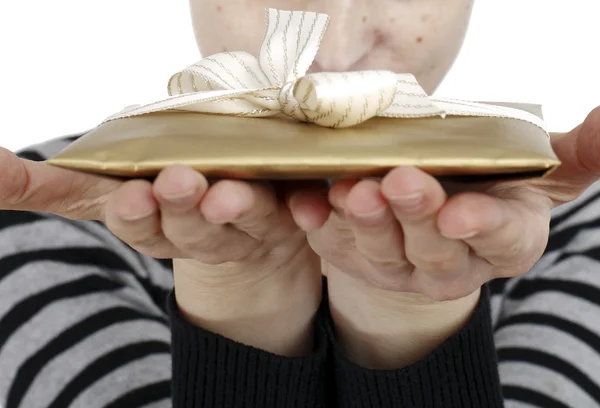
[47,102,560,181]
[47,8,560,181]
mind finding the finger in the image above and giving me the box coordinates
[438,191,549,270]
[156,170,255,263]
[0,148,122,220]
[287,184,331,232]
[154,166,258,262]
[105,179,181,258]
[344,179,406,264]
[328,179,359,212]
[549,106,600,188]
[200,179,295,241]
[381,166,469,273]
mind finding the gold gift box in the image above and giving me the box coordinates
[47,101,559,181]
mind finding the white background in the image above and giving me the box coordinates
[0,0,599,152]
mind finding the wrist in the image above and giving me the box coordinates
[326,265,480,369]
[174,243,322,356]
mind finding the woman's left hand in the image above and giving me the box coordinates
[293,106,600,301]
[288,106,600,368]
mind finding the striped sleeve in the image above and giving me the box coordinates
[0,137,175,408]
[490,181,600,408]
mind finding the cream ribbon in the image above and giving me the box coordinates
[104,8,548,132]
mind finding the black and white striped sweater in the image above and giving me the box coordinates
[1,135,599,408]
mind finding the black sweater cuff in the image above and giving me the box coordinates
[167,291,328,408]
[326,286,503,408]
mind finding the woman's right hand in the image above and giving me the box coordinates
[104,165,328,356]
[0,150,328,355]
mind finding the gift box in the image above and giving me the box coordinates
[47,8,560,181]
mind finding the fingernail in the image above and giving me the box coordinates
[389,192,424,212]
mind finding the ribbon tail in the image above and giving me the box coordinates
[431,97,549,134]
[103,88,275,123]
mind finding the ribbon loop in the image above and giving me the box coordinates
[259,9,329,85]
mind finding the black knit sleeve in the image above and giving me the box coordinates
[167,291,330,408]
[326,286,503,408]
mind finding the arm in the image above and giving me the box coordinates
[299,106,600,408]
[321,182,600,408]
[324,269,503,408]
[1,138,330,408]
[1,133,339,408]
[0,138,174,408]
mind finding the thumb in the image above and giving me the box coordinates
[549,106,600,187]
[0,148,122,220]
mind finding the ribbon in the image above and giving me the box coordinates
[104,8,548,133]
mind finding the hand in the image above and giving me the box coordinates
[0,154,329,355]
[0,151,321,270]
[297,106,600,300]
[289,106,600,368]
[102,166,329,356]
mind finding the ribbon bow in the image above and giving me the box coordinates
[105,8,547,132]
